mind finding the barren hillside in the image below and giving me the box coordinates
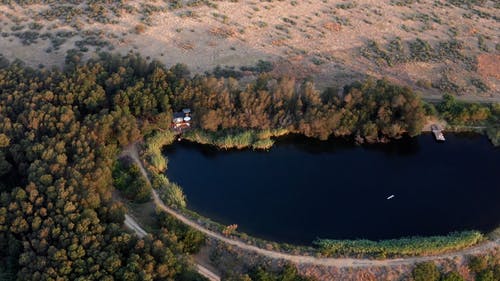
[0,0,498,101]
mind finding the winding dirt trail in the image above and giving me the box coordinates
[122,144,499,268]
[121,147,221,281]
[124,213,221,281]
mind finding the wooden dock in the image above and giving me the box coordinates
[431,124,445,142]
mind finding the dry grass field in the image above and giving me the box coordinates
[0,0,499,101]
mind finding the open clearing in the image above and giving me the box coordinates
[0,0,499,101]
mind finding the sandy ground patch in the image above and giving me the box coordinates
[0,0,499,100]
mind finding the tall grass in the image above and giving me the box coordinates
[486,125,500,146]
[152,174,186,209]
[314,231,483,258]
[183,128,288,150]
[143,130,177,172]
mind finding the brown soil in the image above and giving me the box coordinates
[1,1,499,101]
[478,54,500,80]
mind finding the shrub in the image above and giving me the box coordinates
[440,271,465,281]
[412,262,440,281]
[240,60,273,73]
[486,126,500,146]
[162,182,187,209]
[476,270,495,281]
[436,94,492,125]
[158,211,206,254]
[409,38,434,61]
[134,24,146,34]
[152,174,186,209]
[416,79,432,89]
[468,256,489,273]
[113,158,151,203]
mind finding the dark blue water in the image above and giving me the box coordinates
[164,134,500,245]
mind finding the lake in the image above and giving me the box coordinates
[164,134,500,245]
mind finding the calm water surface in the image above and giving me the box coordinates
[164,134,500,245]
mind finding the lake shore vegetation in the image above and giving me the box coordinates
[313,231,484,258]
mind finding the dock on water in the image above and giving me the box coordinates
[431,124,445,142]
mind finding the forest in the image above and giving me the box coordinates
[0,51,495,280]
[0,54,207,280]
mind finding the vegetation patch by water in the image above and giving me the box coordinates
[314,231,484,258]
[141,135,492,259]
[183,128,288,150]
[142,129,177,173]
[433,94,500,146]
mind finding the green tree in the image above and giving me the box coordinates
[412,262,440,281]
[440,271,464,281]
[468,256,488,274]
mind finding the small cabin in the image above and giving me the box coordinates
[172,108,192,130]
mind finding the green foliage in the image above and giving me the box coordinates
[436,94,493,125]
[177,269,210,281]
[361,38,472,68]
[163,182,187,208]
[153,174,187,208]
[143,130,177,172]
[476,270,495,281]
[113,159,152,203]
[183,129,287,150]
[240,60,274,73]
[0,54,194,280]
[341,79,426,140]
[314,231,483,258]
[468,254,500,281]
[486,126,500,146]
[249,264,314,281]
[440,271,465,281]
[412,262,440,281]
[185,78,426,145]
[469,255,489,273]
[423,103,437,116]
[447,0,487,8]
[158,211,206,254]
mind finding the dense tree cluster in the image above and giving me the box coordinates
[436,94,495,125]
[113,158,151,203]
[0,54,202,280]
[177,76,426,142]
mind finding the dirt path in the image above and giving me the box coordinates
[123,143,499,268]
[121,146,221,281]
[123,213,221,281]
[124,214,148,238]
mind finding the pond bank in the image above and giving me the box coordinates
[165,133,500,246]
[126,143,500,265]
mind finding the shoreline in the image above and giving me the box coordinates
[137,131,499,260]
[177,125,498,153]
[124,142,499,268]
